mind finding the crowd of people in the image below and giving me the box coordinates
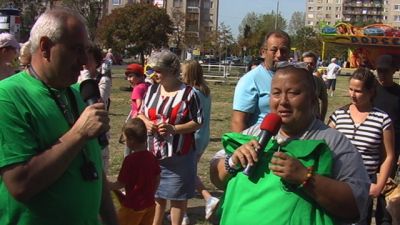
[0,7,400,225]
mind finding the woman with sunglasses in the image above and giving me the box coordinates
[210,63,369,225]
[137,51,202,225]
[328,68,395,225]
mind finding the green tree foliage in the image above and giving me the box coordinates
[292,26,321,54]
[288,11,305,35]
[97,3,173,63]
[169,7,185,53]
[60,0,104,41]
[200,23,234,58]
[237,11,286,57]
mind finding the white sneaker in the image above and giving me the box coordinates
[182,214,190,225]
[167,213,190,225]
[205,196,220,220]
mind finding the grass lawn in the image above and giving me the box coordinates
[107,67,352,224]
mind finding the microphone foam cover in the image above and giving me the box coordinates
[260,113,282,135]
[80,79,100,102]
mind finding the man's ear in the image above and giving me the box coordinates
[39,36,52,60]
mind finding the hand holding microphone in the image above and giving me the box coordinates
[238,113,281,176]
[79,79,110,147]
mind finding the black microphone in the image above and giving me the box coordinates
[80,79,109,147]
[243,113,282,176]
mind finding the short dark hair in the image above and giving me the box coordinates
[275,65,317,102]
[123,118,147,144]
[264,30,291,49]
[301,51,318,63]
[87,44,103,68]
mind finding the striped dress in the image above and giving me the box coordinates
[329,104,392,175]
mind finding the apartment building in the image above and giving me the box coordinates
[306,0,400,28]
[107,0,218,44]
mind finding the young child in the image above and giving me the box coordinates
[125,64,150,118]
[109,118,160,225]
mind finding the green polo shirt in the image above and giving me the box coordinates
[220,132,335,225]
[0,71,103,225]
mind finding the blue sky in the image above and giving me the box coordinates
[219,0,306,38]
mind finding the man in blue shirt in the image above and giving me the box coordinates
[231,30,290,132]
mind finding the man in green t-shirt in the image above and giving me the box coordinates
[0,8,118,225]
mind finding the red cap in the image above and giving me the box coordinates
[125,64,144,76]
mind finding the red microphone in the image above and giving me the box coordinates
[243,113,282,176]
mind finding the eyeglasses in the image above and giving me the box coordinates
[263,47,289,55]
[274,61,311,72]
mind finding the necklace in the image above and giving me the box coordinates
[274,118,317,151]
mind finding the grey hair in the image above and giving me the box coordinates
[148,50,180,76]
[29,8,87,53]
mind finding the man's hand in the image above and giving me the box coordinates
[72,103,110,140]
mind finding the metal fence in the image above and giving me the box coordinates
[201,64,248,84]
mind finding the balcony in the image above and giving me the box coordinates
[343,1,382,8]
[187,6,200,13]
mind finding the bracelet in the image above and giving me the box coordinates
[224,155,241,175]
[299,166,314,188]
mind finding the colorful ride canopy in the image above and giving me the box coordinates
[321,22,400,68]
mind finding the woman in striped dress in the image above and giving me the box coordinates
[138,51,202,225]
[328,68,394,225]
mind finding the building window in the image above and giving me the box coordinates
[326,6,331,10]
[308,13,314,18]
[308,0,314,2]
[335,14,340,18]
[112,0,121,5]
[395,5,400,11]
[395,15,400,22]
[317,6,322,10]
[308,6,313,11]
[307,21,314,25]
[173,0,182,7]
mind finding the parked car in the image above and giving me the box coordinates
[199,58,219,64]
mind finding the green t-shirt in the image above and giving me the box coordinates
[0,71,103,225]
[220,132,335,225]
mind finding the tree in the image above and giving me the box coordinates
[97,3,173,64]
[237,12,286,58]
[288,11,305,35]
[169,7,185,56]
[292,26,321,53]
[60,0,104,41]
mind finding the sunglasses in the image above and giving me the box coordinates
[273,61,312,73]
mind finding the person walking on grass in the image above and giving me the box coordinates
[326,57,341,97]
[109,118,160,225]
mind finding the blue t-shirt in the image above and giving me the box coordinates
[233,65,274,126]
[193,88,211,154]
